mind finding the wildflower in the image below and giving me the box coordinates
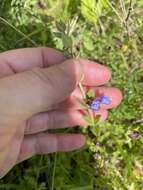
[128,131,141,139]
[90,99,100,111]
[90,95,111,111]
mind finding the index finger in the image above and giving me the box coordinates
[0,47,65,72]
[75,59,111,86]
[0,47,111,86]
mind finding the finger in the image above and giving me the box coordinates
[18,133,86,162]
[0,48,111,87]
[0,47,65,77]
[25,110,86,135]
[55,87,123,110]
[94,110,108,122]
[91,87,123,109]
[80,109,108,124]
[25,109,108,135]
[72,59,111,86]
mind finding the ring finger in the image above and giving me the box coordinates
[24,109,108,135]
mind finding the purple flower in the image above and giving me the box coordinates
[100,96,112,105]
[90,100,100,111]
[90,96,111,111]
[128,131,141,139]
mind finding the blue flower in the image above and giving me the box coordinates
[90,100,100,111]
[90,96,111,111]
[100,96,111,105]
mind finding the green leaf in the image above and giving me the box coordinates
[62,33,73,49]
[54,32,62,38]
[81,0,108,25]
[86,89,95,99]
[83,37,94,51]
[56,21,66,33]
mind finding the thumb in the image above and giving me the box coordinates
[0,59,82,120]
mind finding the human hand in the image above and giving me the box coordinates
[0,47,122,178]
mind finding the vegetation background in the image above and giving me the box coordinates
[0,0,143,189]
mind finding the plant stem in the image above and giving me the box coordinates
[51,153,57,190]
[78,74,95,127]
[0,17,37,46]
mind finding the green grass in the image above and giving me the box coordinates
[0,0,143,189]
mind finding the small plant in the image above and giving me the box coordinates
[55,17,106,129]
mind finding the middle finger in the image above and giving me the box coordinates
[55,87,123,110]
